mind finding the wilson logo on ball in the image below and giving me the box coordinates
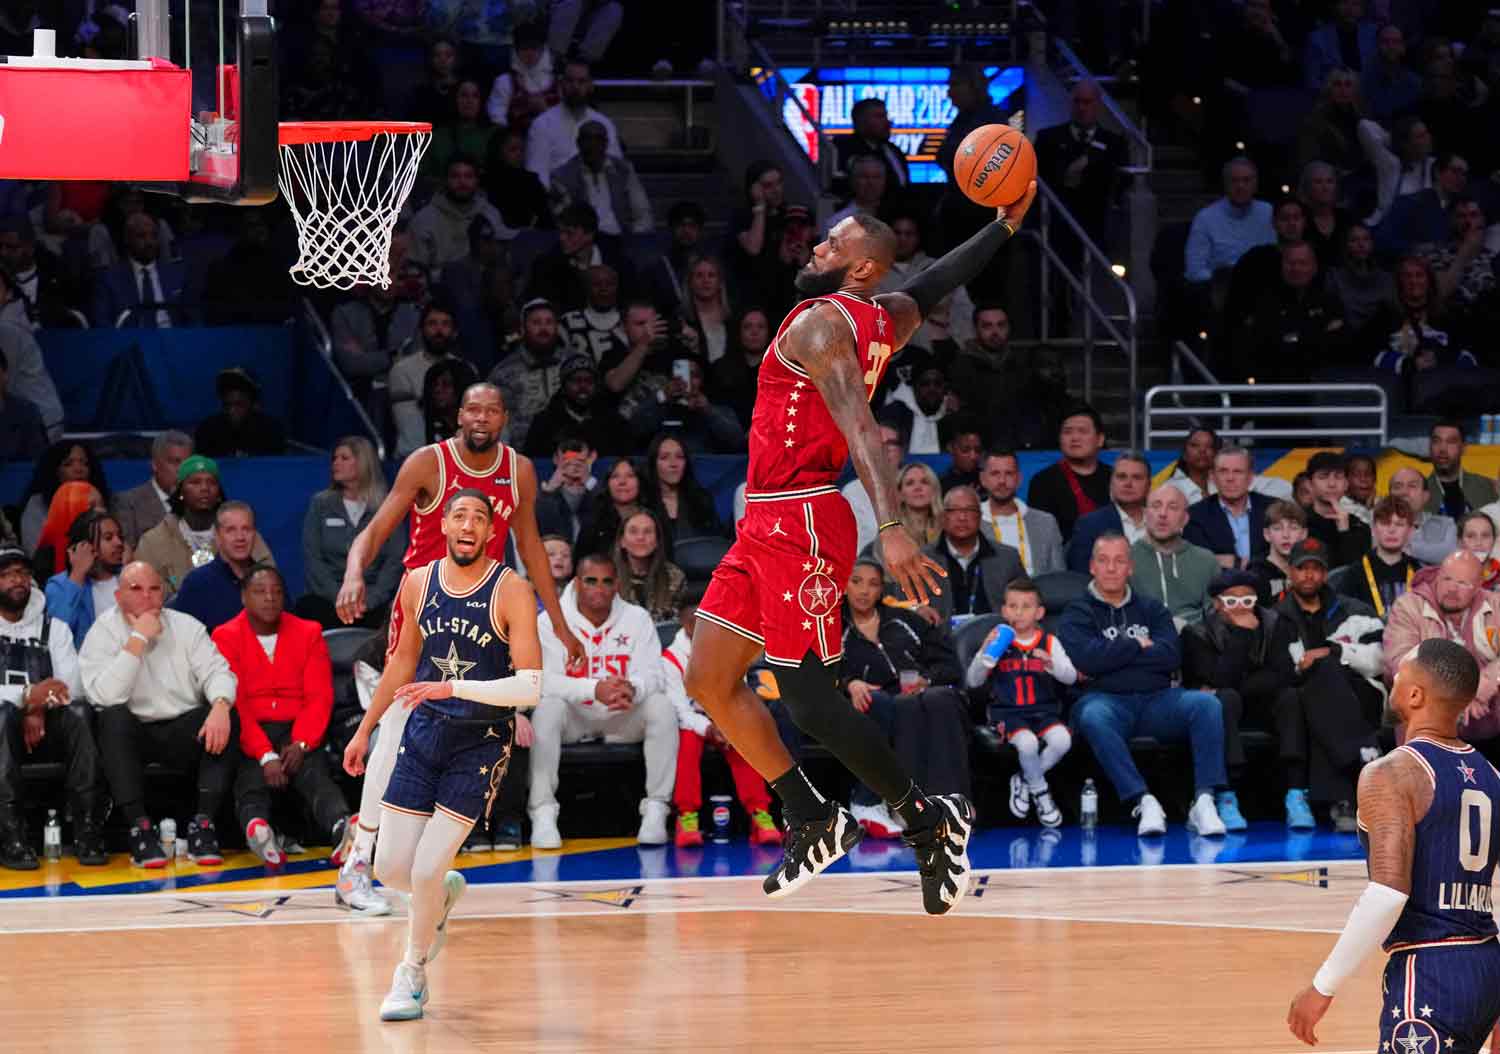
[972,143,1015,189]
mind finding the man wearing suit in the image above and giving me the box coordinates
[1033,80,1128,256]
[90,212,191,328]
[1185,445,1275,569]
[548,121,654,237]
[979,449,1065,575]
[915,486,1024,622]
[831,98,911,202]
[112,431,194,547]
[1066,453,1152,573]
[1373,152,1470,258]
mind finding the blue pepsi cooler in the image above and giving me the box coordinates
[709,795,733,844]
[982,624,1016,664]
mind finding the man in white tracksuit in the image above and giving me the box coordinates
[529,552,675,848]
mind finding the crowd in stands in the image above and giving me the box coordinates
[1,2,1499,869]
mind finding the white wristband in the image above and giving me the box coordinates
[259,752,280,766]
[449,670,543,710]
[128,631,148,645]
[1312,881,1408,996]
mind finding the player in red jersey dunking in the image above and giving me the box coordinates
[329,382,584,914]
[686,183,1037,915]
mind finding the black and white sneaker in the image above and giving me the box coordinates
[761,804,863,899]
[129,819,167,869]
[1008,774,1031,819]
[902,794,976,916]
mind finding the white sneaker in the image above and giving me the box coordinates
[1133,793,1167,836]
[245,817,284,870]
[1007,774,1032,819]
[378,962,427,1022]
[1186,792,1227,836]
[530,804,562,850]
[849,801,903,838]
[1032,787,1062,828]
[637,800,671,845]
[426,870,467,963]
[335,851,392,916]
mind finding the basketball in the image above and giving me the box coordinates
[953,124,1036,209]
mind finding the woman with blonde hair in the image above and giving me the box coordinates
[296,436,404,628]
[897,462,944,546]
[679,254,732,365]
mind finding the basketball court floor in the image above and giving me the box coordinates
[2,823,1481,1053]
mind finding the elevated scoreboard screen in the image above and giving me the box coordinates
[753,65,1024,182]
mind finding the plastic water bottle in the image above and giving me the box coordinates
[1079,779,1099,830]
[709,795,733,844]
[43,809,62,861]
[982,624,1017,664]
[159,817,177,859]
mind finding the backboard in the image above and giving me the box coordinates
[0,0,279,204]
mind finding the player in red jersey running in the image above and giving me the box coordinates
[330,382,584,914]
[685,182,1037,915]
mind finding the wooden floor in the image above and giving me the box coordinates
[0,859,1462,1054]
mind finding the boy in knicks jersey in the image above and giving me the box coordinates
[965,577,1077,828]
[1288,639,1500,1053]
[342,488,544,1023]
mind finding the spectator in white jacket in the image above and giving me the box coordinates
[528,552,675,849]
[662,595,781,848]
[79,561,237,868]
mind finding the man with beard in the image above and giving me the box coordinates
[407,156,509,276]
[44,509,127,646]
[522,355,624,457]
[489,299,569,453]
[194,368,287,458]
[687,183,1037,916]
[1424,420,1495,521]
[0,545,105,869]
[134,456,274,600]
[331,382,584,916]
[390,301,463,458]
[168,501,272,633]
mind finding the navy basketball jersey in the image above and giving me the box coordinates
[988,632,1064,711]
[1367,737,1500,951]
[414,558,515,722]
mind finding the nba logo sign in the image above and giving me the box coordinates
[784,84,820,163]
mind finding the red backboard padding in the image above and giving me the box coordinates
[0,66,192,181]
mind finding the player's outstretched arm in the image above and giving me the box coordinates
[1287,753,1428,1046]
[343,570,427,775]
[336,446,438,623]
[789,307,944,605]
[876,180,1038,349]
[395,574,545,711]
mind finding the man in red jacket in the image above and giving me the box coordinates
[214,563,351,870]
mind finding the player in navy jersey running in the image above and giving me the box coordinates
[685,181,1037,915]
[343,488,544,1022]
[1288,639,1500,1052]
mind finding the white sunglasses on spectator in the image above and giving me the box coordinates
[1217,595,1256,609]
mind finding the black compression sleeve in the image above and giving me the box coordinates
[898,219,1015,318]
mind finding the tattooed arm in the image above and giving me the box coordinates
[1287,751,1431,1046]
[784,305,944,604]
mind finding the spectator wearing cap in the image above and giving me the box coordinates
[645,202,707,315]
[89,211,192,328]
[527,202,629,314]
[1382,550,1500,744]
[79,561,237,868]
[0,342,48,463]
[407,154,510,280]
[194,368,287,458]
[388,300,464,458]
[525,58,624,182]
[1185,445,1279,570]
[112,431,192,547]
[549,120,654,238]
[558,264,627,366]
[1302,451,1371,568]
[1271,537,1387,831]
[1130,484,1220,628]
[44,508,127,647]
[1387,466,1458,567]
[490,299,569,452]
[135,456,274,600]
[1183,569,1312,830]
[0,544,106,870]
[1424,419,1495,521]
[523,355,626,457]
[168,500,275,634]
[1329,495,1421,620]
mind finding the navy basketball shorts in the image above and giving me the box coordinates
[1379,939,1500,1054]
[382,706,515,827]
[987,703,1065,741]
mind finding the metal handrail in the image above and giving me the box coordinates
[1144,384,1389,450]
[1170,338,1231,435]
[742,36,828,177]
[1029,177,1139,444]
[301,298,386,461]
[1051,37,1152,174]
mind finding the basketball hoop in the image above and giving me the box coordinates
[277,121,432,291]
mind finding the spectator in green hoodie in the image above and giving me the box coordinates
[1130,484,1220,629]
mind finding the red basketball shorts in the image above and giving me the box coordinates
[698,485,855,668]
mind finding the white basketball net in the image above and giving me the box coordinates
[277,127,432,291]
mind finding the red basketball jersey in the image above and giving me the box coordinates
[747,293,896,493]
[404,438,521,570]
